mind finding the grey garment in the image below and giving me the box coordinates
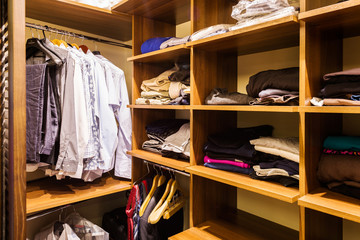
[258,88,299,98]
[205,88,254,105]
[26,64,47,163]
[161,123,190,157]
[250,94,299,106]
[142,139,163,153]
[159,36,190,49]
[39,66,60,165]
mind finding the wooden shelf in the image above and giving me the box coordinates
[186,165,299,203]
[299,1,360,37]
[170,213,298,240]
[193,105,299,112]
[298,188,360,223]
[187,15,299,55]
[127,150,190,171]
[26,0,132,41]
[128,45,190,63]
[112,0,190,25]
[26,175,131,214]
[128,105,191,110]
[300,106,360,114]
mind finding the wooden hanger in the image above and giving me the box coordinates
[148,179,180,224]
[139,175,159,217]
[163,196,185,220]
[71,43,80,50]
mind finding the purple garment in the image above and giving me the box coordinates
[259,159,299,175]
[26,64,47,163]
[141,37,172,54]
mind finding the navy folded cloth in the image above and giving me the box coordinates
[141,37,171,54]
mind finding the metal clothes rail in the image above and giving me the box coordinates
[26,22,132,49]
[143,160,190,177]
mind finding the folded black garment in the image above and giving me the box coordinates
[260,159,299,175]
[204,162,253,175]
[161,150,189,160]
[246,67,299,98]
[145,119,189,142]
[207,125,273,149]
[249,171,299,187]
[329,184,360,200]
[204,142,256,159]
[205,151,282,166]
[320,81,360,98]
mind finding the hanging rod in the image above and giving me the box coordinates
[26,204,76,221]
[26,22,132,49]
[144,160,190,177]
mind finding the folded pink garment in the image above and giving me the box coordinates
[204,156,250,168]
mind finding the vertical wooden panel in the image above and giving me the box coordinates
[8,0,26,239]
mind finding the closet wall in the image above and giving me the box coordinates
[25,18,133,239]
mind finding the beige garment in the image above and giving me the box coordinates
[250,137,299,154]
[168,81,188,99]
[254,145,299,163]
[253,165,299,180]
[140,68,176,92]
[324,98,360,106]
[135,97,171,105]
[141,90,170,99]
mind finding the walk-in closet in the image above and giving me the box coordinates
[2,0,360,239]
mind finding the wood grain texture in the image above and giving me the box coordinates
[192,105,299,112]
[8,0,26,238]
[113,0,190,25]
[128,105,191,110]
[26,0,132,41]
[171,210,298,240]
[302,0,339,11]
[300,106,360,114]
[187,165,299,203]
[299,188,360,223]
[127,150,190,171]
[188,16,299,55]
[302,207,342,239]
[128,44,190,63]
[26,176,131,214]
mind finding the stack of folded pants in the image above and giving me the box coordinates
[203,125,273,174]
[311,68,360,106]
[249,137,299,187]
[318,136,360,199]
[142,119,190,159]
[204,88,254,105]
[246,67,299,106]
[136,64,190,105]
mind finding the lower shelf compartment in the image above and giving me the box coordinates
[170,210,298,240]
[298,187,360,223]
[26,175,131,214]
[186,165,299,203]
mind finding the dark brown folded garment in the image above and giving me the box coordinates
[323,68,360,84]
[317,153,360,184]
[320,81,360,98]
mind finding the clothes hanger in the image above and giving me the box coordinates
[133,162,152,186]
[148,170,184,224]
[163,170,185,220]
[139,165,161,217]
[26,32,62,65]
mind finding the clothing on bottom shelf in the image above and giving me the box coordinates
[249,171,299,187]
[189,24,234,41]
[205,88,255,105]
[204,162,253,174]
[323,136,360,151]
[159,36,190,50]
[204,156,251,168]
[250,94,299,106]
[141,37,172,54]
[311,97,360,106]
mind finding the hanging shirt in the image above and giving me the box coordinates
[34,222,80,240]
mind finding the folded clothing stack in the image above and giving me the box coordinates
[247,67,299,106]
[250,137,299,187]
[142,119,190,159]
[318,136,360,199]
[230,0,298,31]
[203,125,273,174]
[311,68,360,106]
[205,88,255,105]
[135,64,190,105]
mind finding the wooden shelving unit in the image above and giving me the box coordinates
[187,15,299,55]
[300,106,360,114]
[26,176,131,214]
[298,188,360,223]
[128,44,189,63]
[127,150,190,171]
[26,0,132,41]
[112,0,190,25]
[187,165,299,203]
[128,105,191,110]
